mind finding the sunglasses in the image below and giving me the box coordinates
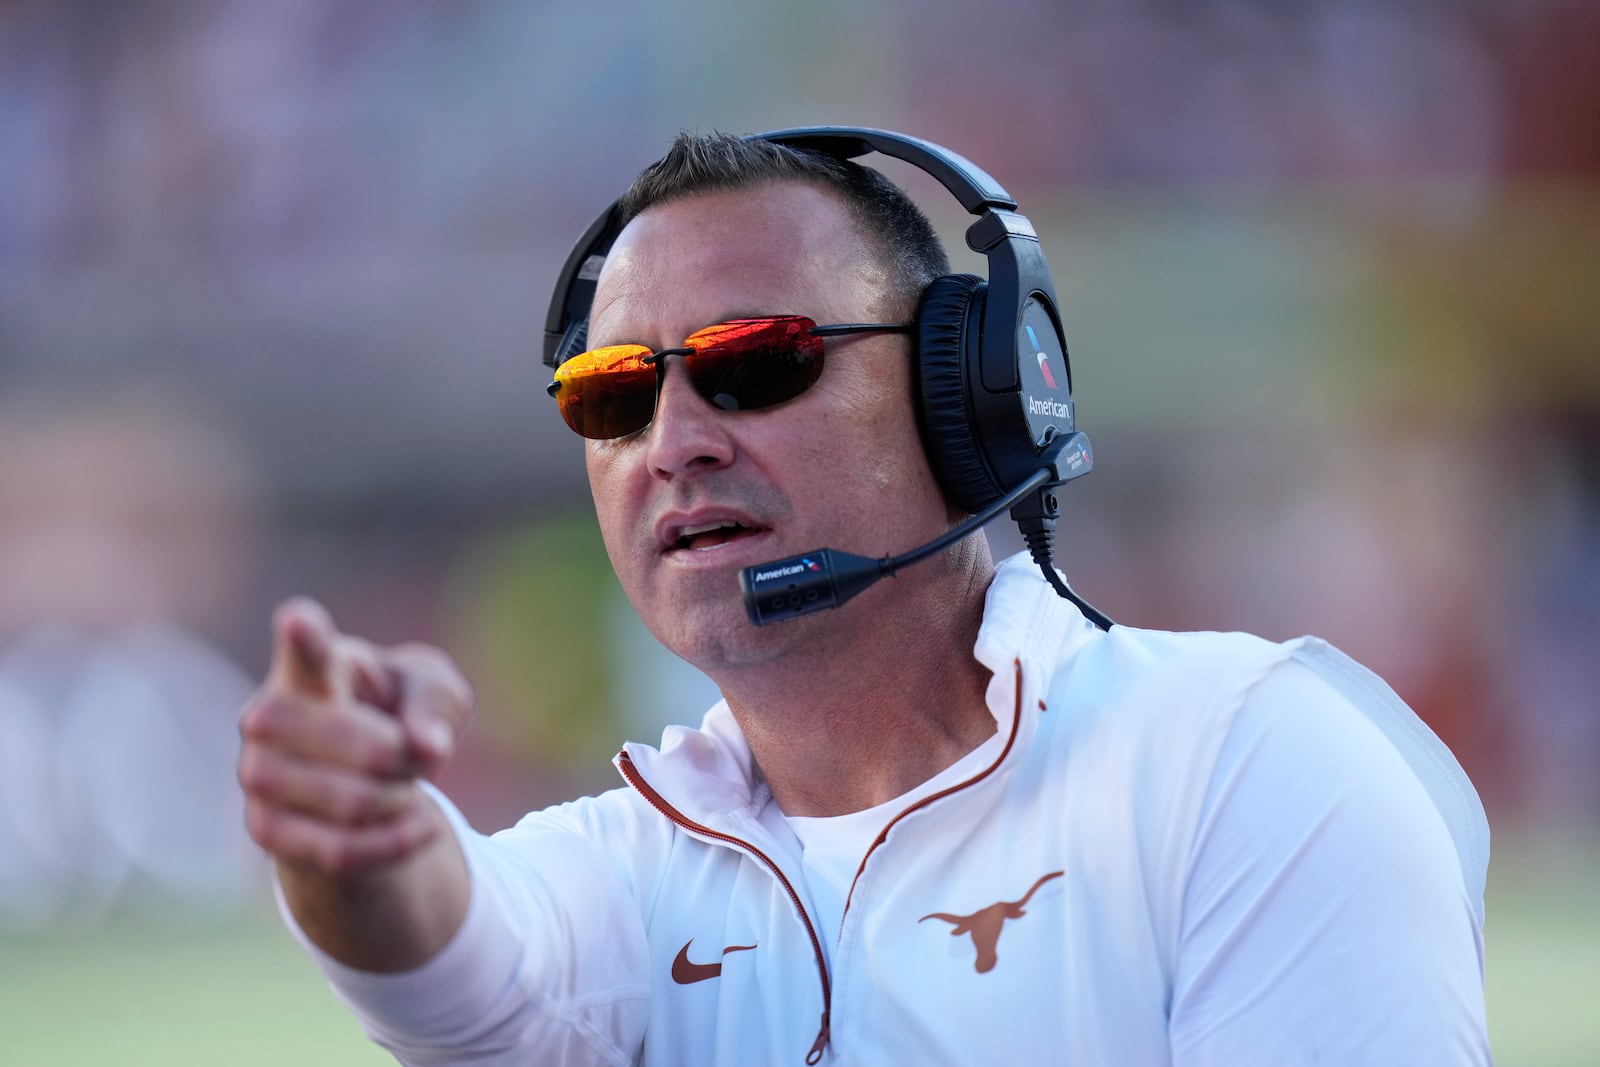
[547,315,912,440]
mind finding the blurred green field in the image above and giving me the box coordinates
[1,842,1595,1066]
[0,908,392,1067]
[1478,841,1600,1067]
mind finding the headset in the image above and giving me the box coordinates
[542,126,1111,628]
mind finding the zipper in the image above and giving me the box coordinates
[617,751,833,1064]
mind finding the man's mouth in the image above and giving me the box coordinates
[674,520,759,551]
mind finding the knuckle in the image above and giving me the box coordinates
[239,691,302,740]
[357,736,407,777]
[323,783,358,822]
[237,694,272,737]
[244,805,280,850]
[236,749,269,793]
[332,784,382,824]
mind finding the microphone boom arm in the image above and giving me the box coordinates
[739,432,1112,628]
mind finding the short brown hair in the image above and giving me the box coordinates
[618,131,949,312]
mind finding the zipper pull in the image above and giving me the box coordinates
[805,1009,831,1064]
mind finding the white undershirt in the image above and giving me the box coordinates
[765,730,1007,958]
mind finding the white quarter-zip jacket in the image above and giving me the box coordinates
[285,552,1491,1065]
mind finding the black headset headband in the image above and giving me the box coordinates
[541,126,1059,398]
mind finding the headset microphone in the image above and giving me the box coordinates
[739,431,1112,629]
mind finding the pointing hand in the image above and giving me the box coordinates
[238,598,474,877]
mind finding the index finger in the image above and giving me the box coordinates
[271,597,337,698]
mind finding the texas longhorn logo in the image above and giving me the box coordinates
[919,870,1064,973]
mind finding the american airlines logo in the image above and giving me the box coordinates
[1028,396,1072,419]
[1026,324,1059,390]
[753,559,819,583]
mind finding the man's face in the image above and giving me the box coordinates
[582,180,957,670]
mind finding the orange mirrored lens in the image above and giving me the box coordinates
[680,318,823,413]
[553,344,657,439]
[550,317,825,439]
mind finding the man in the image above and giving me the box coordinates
[239,131,1491,1065]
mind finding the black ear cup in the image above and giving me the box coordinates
[915,273,1004,515]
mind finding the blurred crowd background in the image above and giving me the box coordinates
[1,0,1596,1062]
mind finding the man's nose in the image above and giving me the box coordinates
[645,358,735,476]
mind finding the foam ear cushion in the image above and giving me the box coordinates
[915,273,1002,514]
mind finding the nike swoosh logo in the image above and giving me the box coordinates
[671,939,757,985]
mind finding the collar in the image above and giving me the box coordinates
[973,551,1098,729]
[616,551,1095,825]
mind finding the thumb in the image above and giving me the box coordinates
[384,644,474,777]
[270,597,338,698]
[408,710,458,776]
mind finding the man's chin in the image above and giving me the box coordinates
[646,596,793,673]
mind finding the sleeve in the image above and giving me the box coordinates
[1168,658,1491,1066]
[277,784,653,1067]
